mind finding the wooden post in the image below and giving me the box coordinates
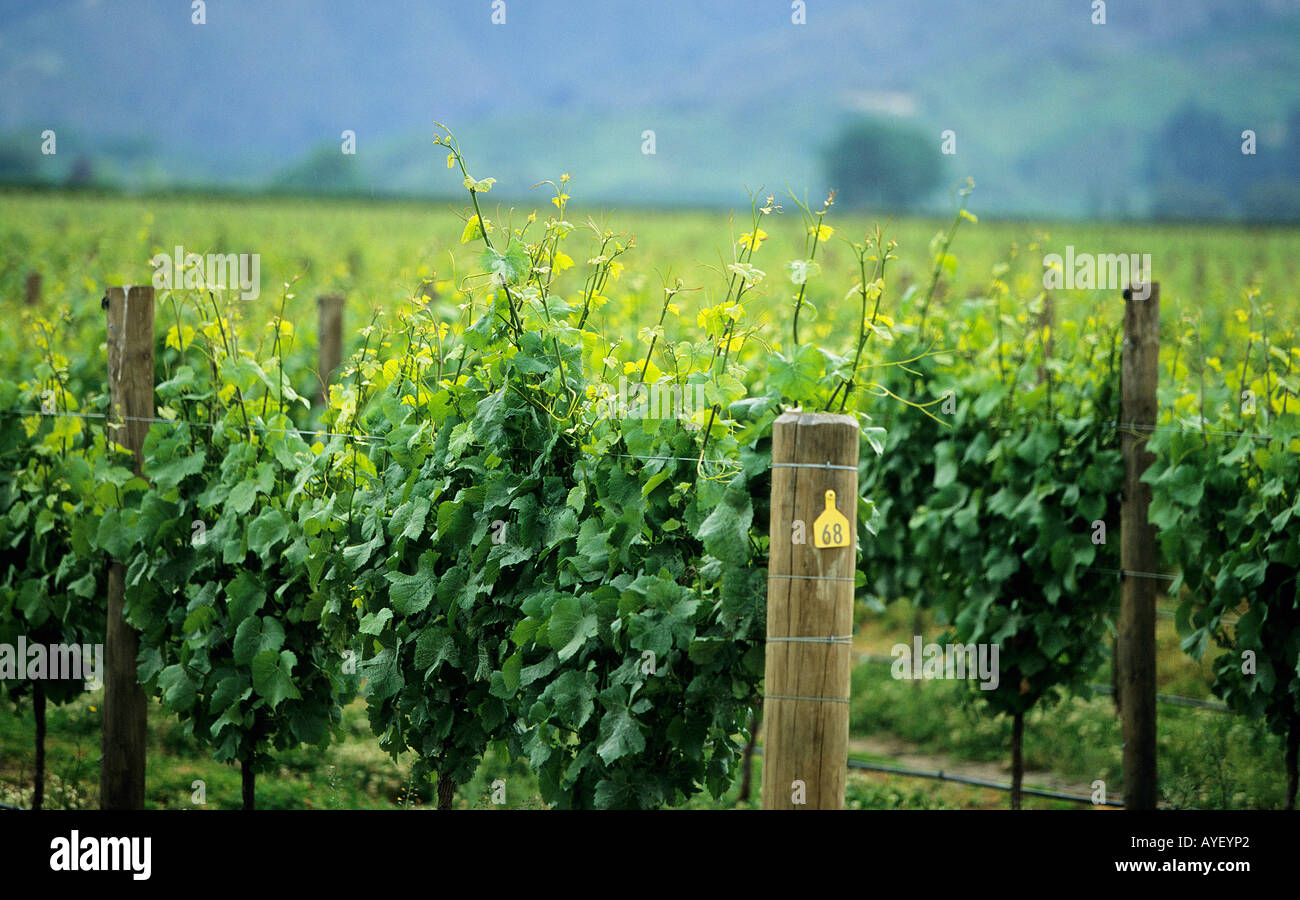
[1036,292,1054,386]
[763,411,858,810]
[241,759,256,811]
[1118,280,1159,810]
[437,772,455,810]
[33,681,45,810]
[101,285,152,809]
[1034,291,1056,425]
[24,272,41,306]
[738,704,761,804]
[317,293,344,405]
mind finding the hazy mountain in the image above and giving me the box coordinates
[2,0,1298,216]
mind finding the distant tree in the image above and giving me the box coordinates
[273,144,364,194]
[1283,105,1300,181]
[1146,104,1248,196]
[1242,178,1300,224]
[66,156,94,187]
[0,139,39,184]
[1146,102,1300,222]
[821,116,943,209]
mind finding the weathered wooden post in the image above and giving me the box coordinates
[763,411,859,809]
[317,293,344,405]
[318,291,345,403]
[101,285,153,809]
[1036,292,1055,389]
[24,271,41,306]
[1118,280,1160,810]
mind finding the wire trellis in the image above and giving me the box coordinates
[0,407,384,443]
[0,409,745,468]
[748,746,1123,807]
[1109,420,1299,447]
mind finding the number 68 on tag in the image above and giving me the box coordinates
[813,489,851,548]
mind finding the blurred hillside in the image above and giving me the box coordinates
[1,0,1298,218]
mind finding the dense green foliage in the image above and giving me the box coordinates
[298,132,889,807]
[124,411,358,774]
[1147,288,1300,801]
[899,324,1123,717]
[0,375,105,711]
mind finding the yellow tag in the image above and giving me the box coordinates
[812,489,851,548]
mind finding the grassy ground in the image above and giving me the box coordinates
[0,692,554,810]
[850,597,1290,809]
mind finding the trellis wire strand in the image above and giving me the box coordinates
[2,410,745,465]
[1109,420,1298,445]
[0,408,382,442]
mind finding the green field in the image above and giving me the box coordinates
[4,188,1298,388]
